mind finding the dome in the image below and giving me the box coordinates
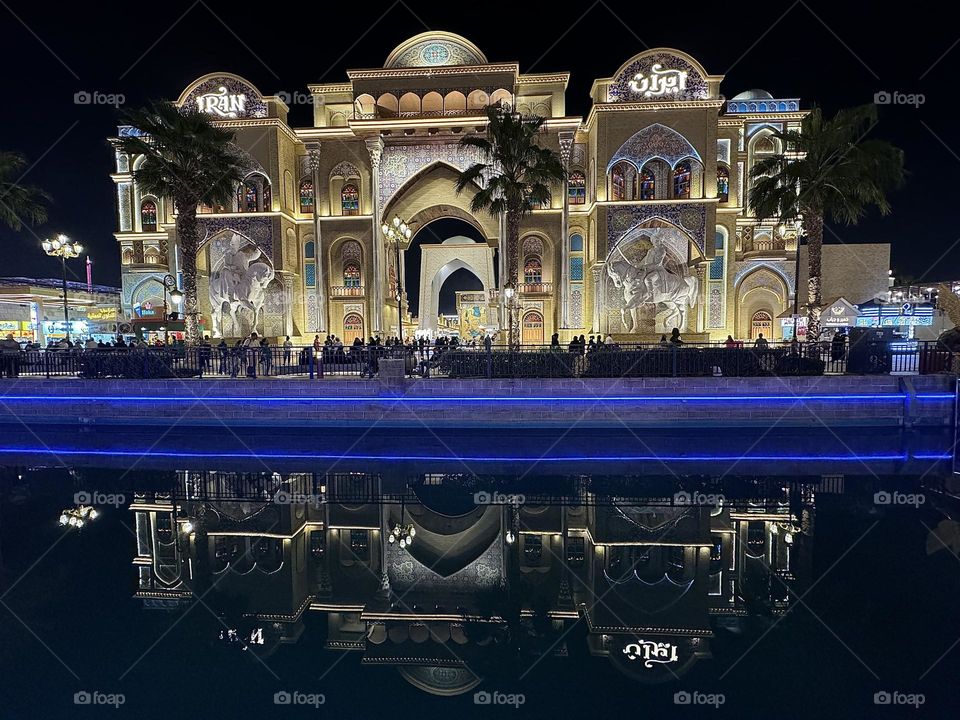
[731,89,775,100]
[384,32,487,69]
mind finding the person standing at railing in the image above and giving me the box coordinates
[669,328,684,345]
[753,333,769,349]
[831,329,847,362]
[199,336,212,374]
[725,335,736,349]
[1,333,22,378]
[259,337,272,376]
[283,336,292,367]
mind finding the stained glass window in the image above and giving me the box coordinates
[299,179,314,213]
[341,184,359,215]
[715,230,725,250]
[304,241,315,259]
[570,233,583,252]
[568,171,585,205]
[343,262,361,287]
[717,165,729,203]
[524,257,542,284]
[570,256,584,281]
[709,256,724,280]
[640,168,655,200]
[305,262,316,287]
[612,165,625,201]
[673,161,691,199]
[140,200,157,231]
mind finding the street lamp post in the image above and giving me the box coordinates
[41,234,83,343]
[382,215,412,348]
[503,282,517,349]
[162,274,183,345]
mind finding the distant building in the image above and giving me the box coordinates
[0,276,121,344]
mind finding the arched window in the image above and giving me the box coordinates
[343,262,361,288]
[144,248,160,265]
[140,200,157,231]
[639,168,655,200]
[304,240,315,260]
[121,248,134,265]
[299,179,314,213]
[238,174,270,212]
[717,165,730,203]
[570,233,584,252]
[611,163,626,201]
[754,135,777,154]
[673,161,692,199]
[524,257,543,285]
[341,184,359,216]
[568,171,585,205]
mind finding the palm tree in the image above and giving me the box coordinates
[456,105,566,346]
[750,104,905,338]
[0,152,49,230]
[117,101,248,342]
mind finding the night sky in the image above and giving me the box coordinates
[0,0,955,289]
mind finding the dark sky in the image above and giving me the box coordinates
[0,0,956,289]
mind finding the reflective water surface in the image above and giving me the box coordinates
[1,429,959,718]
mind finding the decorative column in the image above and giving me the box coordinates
[695,264,706,333]
[558,133,574,328]
[307,143,326,333]
[365,137,385,335]
[592,264,605,335]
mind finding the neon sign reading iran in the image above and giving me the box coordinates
[196,86,247,118]
[623,640,679,668]
[628,64,688,98]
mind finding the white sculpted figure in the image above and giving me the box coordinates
[606,235,698,333]
[209,233,275,337]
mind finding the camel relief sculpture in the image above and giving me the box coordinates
[606,235,698,333]
[209,233,275,338]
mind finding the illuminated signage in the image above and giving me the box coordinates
[622,640,679,668]
[86,307,118,322]
[628,64,688,98]
[196,86,247,118]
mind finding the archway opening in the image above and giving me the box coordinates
[438,268,483,316]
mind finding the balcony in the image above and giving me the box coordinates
[331,285,364,298]
[519,282,552,295]
[742,238,785,255]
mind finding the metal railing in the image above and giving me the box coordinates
[0,339,952,380]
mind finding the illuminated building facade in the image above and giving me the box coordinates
[130,471,811,692]
[109,31,875,343]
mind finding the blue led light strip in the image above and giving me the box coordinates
[0,393,949,403]
[0,447,943,462]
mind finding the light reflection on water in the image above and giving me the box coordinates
[1,429,959,718]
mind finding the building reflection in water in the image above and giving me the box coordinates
[131,471,813,694]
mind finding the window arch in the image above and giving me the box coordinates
[467,89,488,110]
[299,178,314,213]
[611,161,636,201]
[144,248,160,265]
[751,310,773,339]
[140,199,158,231]
[422,91,443,115]
[673,161,692,199]
[343,262,361,287]
[524,256,543,285]
[444,91,466,114]
[341,184,360,216]
[639,167,655,200]
[343,313,364,345]
[753,135,777,154]
[304,240,315,260]
[121,248,134,265]
[377,93,398,117]
[399,92,420,115]
[238,173,271,213]
[569,233,584,252]
[717,164,730,203]
[568,171,585,205]
[521,310,544,345]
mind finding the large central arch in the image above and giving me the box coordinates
[419,243,495,332]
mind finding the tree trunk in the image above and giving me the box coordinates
[506,209,522,349]
[176,201,201,344]
[805,210,824,340]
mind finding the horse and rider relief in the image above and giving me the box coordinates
[208,232,276,338]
